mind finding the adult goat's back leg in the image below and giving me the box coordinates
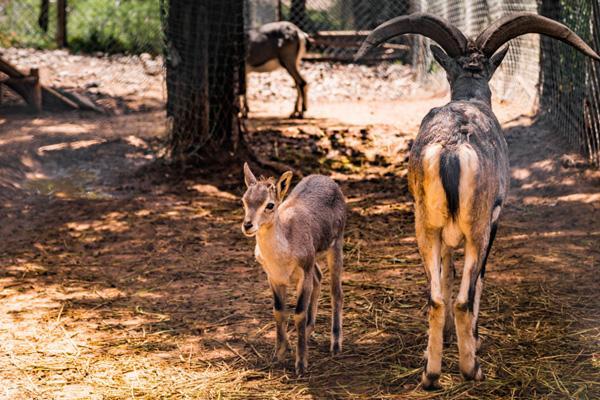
[416,218,445,391]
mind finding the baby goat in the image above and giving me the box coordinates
[245,22,309,118]
[241,163,346,375]
[356,13,600,390]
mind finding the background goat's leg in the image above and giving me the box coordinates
[472,276,483,351]
[279,50,307,118]
[294,269,314,375]
[418,225,445,390]
[270,281,289,362]
[306,263,322,337]
[454,239,485,381]
[327,238,344,354]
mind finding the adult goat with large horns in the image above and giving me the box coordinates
[356,13,600,390]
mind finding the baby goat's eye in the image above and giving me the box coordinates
[266,202,275,210]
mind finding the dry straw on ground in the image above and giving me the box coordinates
[1,50,599,399]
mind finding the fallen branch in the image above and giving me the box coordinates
[0,56,102,112]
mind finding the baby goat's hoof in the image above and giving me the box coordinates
[421,372,442,391]
[289,111,304,119]
[461,361,484,381]
[273,343,289,363]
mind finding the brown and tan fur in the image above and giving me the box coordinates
[357,12,600,391]
[241,163,346,375]
[244,22,308,118]
[408,44,511,390]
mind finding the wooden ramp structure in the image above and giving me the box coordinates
[0,55,102,113]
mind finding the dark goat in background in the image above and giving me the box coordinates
[244,22,309,118]
[356,12,600,390]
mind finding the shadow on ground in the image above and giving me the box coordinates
[0,110,598,398]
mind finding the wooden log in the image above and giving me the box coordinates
[0,56,101,112]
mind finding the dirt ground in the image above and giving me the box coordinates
[1,54,599,399]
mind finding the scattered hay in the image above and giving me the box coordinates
[1,112,598,398]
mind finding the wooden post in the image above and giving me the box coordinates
[57,0,68,48]
[30,68,43,112]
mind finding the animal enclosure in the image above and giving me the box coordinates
[1,0,599,398]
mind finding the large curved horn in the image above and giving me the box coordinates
[476,13,600,61]
[355,13,467,60]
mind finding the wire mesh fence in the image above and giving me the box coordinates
[1,0,599,164]
[539,0,600,166]
[245,0,412,61]
[165,0,245,161]
[413,0,539,110]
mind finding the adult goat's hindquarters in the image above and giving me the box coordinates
[356,12,599,390]
[244,22,309,118]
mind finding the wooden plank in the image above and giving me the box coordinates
[0,56,101,112]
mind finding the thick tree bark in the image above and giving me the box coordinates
[56,0,67,47]
[165,0,245,164]
[290,0,308,31]
[39,0,49,32]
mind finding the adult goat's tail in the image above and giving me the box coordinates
[439,150,461,220]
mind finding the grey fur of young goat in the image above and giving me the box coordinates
[244,22,309,118]
[241,163,346,375]
[356,12,600,391]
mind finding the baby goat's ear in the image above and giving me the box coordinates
[489,44,509,76]
[276,171,293,202]
[243,162,257,187]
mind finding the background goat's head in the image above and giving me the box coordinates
[356,13,600,102]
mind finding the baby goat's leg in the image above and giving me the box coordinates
[294,266,314,375]
[454,239,485,381]
[270,281,289,362]
[327,238,344,354]
[472,275,483,351]
[418,225,445,391]
[306,263,322,337]
[441,244,454,344]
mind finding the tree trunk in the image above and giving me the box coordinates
[39,0,49,32]
[165,0,245,164]
[290,0,308,31]
[56,0,67,47]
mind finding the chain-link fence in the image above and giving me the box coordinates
[245,0,413,61]
[1,0,599,164]
[539,0,600,166]
[165,0,245,161]
[413,0,539,110]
